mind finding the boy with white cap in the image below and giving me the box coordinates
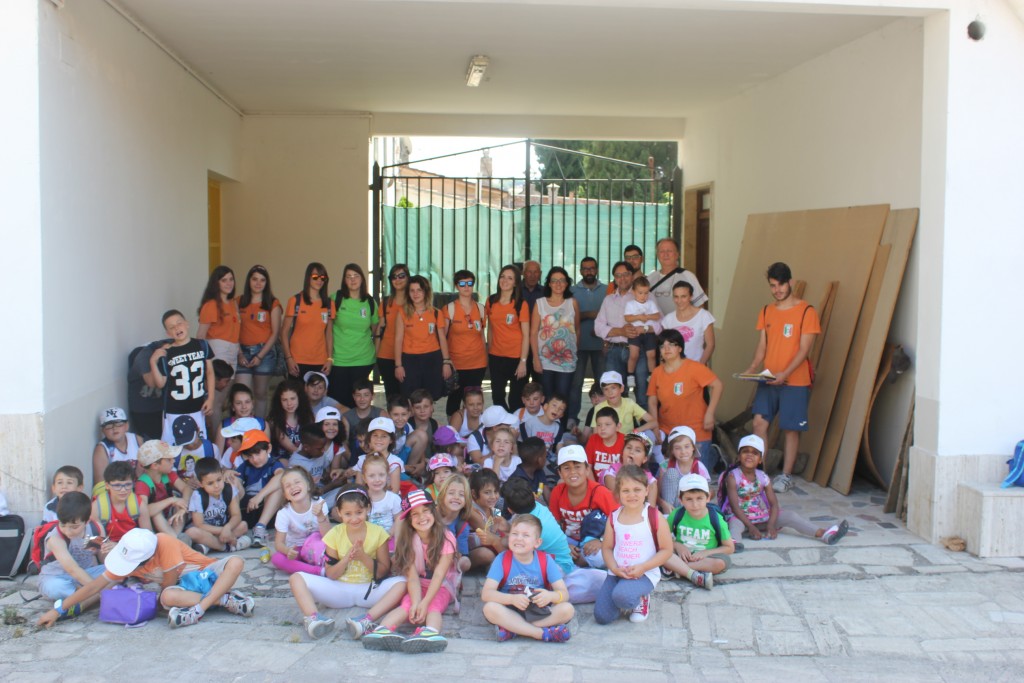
[547,445,619,569]
[582,371,657,440]
[663,473,734,589]
[37,528,255,629]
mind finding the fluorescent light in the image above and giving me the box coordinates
[466,55,489,87]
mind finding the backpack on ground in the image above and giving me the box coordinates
[497,550,551,590]
[1002,440,1024,488]
[95,491,141,526]
[0,515,30,579]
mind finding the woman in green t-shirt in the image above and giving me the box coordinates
[329,263,380,405]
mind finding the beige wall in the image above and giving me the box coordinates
[221,115,373,292]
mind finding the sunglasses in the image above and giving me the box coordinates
[391,272,409,280]
[310,274,328,281]
[456,280,475,288]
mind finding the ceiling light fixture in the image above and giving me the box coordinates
[466,55,489,87]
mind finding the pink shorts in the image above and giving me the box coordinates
[400,578,452,614]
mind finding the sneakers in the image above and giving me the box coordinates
[401,626,448,654]
[223,591,255,617]
[627,374,637,389]
[690,570,714,590]
[822,519,850,545]
[231,535,253,552]
[168,605,203,628]
[304,615,335,640]
[660,566,676,580]
[540,625,571,643]
[629,594,651,623]
[251,525,268,547]
[772,472,794,493]
[194,543,210,556]
[495,625,517,642]
[362,626,405,652]
[346,615,376,640]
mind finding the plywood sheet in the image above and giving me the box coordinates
[715,205,890,476]
[809,247,890,482]
[828,209,919,494]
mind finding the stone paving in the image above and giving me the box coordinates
[3,478,1023,682]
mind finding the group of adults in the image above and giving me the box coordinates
[175,239,817,492]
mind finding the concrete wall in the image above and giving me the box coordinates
[0,0,242,515]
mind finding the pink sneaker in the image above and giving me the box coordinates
[629,594,651,623]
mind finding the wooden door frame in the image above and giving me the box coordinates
[208,179,221,272]
[683,182,712,302]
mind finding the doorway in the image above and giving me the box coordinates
[683,184,712,301]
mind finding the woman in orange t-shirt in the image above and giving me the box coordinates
[197,265,241,431]
[442,269,488,417]
[280,262,335,380]
[375,263,409,399]
[235,265,282,416]
[394,275,451,401]
[485,264,530,411]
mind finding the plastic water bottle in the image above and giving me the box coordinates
[259,547,271,564]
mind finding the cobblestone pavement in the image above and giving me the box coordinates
[3,478,1022,682]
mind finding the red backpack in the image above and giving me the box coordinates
[608,504,662,551]
[28,520,103,572]
[497,550,551,590]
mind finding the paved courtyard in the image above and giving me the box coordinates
[3,478,1022,682]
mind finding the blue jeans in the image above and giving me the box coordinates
[604,345,649,410]
[569,349,606,423]
[594,573,655,624]
[38,564,106,600]
[540,369,573,408]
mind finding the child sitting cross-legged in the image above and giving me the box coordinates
[663,474,734,590]
[185,458,252,554]
[37,492,112,602]
[290,487,408,640]
[37,528,255,629]
[481,513,574,643]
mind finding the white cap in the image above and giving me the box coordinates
[738,434,765,453]
[316,406,342,423]
[678,473,709,496]
[667,425,697,446]
[481,405,515,429]
[599,370,624,387]
[99,407,128,426]
[222,417,262,438]
[104,528,158,577]
[557,445,588,466]
[367,416,396,434]
[303,371,329,387]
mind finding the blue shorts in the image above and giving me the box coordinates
[752,384,810,432]
[235,343,278,376]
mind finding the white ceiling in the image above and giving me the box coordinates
[114,0,906,117]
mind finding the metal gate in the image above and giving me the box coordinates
[371,139,681,299]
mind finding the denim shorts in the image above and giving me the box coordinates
[235,343,278,376]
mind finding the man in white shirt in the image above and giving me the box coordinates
[594,261,649,410]
[646,238,708,317]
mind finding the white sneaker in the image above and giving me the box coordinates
[772,473,794,493]
[305,615,335,640]
[232,535,253,551]
[629,594,651,623]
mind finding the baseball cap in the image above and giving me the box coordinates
[399,488,434,519]
[171,415,200,447]
[99,407,128,426]
[367,416,396,434]
[557,445,588,467]
[428,454,457,471]
[678,473,710,496]
[738,434,765,454]
[316,406,342,423]
[104,528,158,577]
[667,426,697,447]
[599,370,624,387]
[433,425,464,447]
[238,429,271,454]
[221,417,262,439]
[303,371,329,387]
[138,440,182,467]
[481,405,515,429]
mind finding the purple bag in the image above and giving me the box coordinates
[99,584,158,626]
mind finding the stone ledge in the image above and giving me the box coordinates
[957,482,1024,557]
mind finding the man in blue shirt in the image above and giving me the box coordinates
[568,257,607,429]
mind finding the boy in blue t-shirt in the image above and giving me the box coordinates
[663,473,735,590]
[480,513,574,643]
[234,430,284,547]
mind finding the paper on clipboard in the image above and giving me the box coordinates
[732,369,776,383]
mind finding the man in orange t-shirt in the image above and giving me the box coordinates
[742,262,821,494]
[37,529,254,629]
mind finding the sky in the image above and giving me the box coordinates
[406,137,540,179]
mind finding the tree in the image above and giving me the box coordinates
[533,139,677,202]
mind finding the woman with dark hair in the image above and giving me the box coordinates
[442,269,487,416]
[486,264,530,411]
[375,263,410,398]
[394,275,451,401]
[197,265,240,432]
[647,328,723,471]
[530,266,580,405]
[280,262,335,380]
[329,263,379,405]
[235,264,282,416]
